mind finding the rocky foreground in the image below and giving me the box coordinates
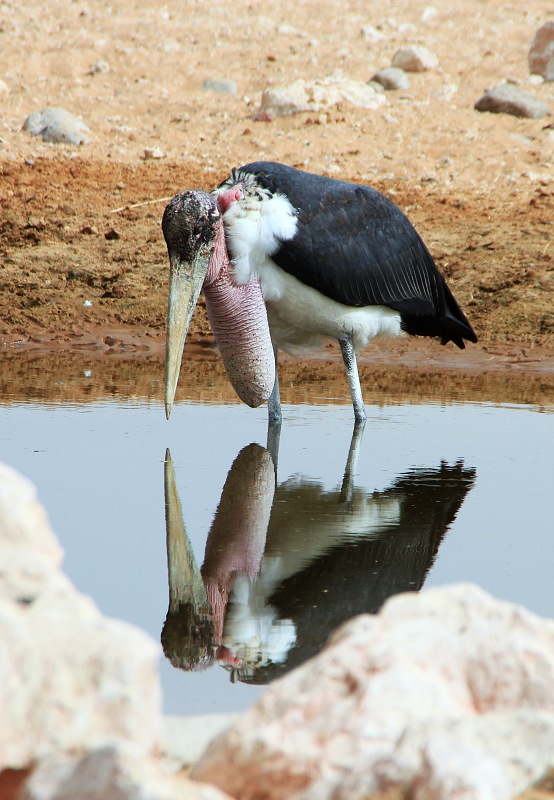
[2,460,554,800]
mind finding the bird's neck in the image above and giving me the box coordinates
[204,219,228,288]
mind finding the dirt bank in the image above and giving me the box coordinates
[1,0,553,402]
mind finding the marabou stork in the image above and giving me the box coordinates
[163,162,477,424]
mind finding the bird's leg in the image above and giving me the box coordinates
[339,420,366,504]
[267,347,282,427]
[266,347,282,474]
[339,335,367,422]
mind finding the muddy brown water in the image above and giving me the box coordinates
[1,353,553,715]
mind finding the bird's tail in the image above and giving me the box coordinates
[440,281,477,349]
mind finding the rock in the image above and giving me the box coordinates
[370,67,410,90]
[474,84,549,118]
[360,24,387,44]
[192,584,554,800]
[87,59,110,75]
[434,82,458,101]
[391,44,439,71]
[0,462,162,770]
[143,146,166,160]
[201,79,237,94]
[0,78,9,94]
[258,77,386,116]
[22,107,90,145]
[421,6,438,22]
[528,21,554,81]
[20,746,233,800]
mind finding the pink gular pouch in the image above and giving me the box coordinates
[202,188,275,408]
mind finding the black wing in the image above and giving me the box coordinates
[241,162,477,348]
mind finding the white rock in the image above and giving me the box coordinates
[392,45,439,72]
[360,24,387,44]
[371,67,410,90]
[277,23,307,38]
[0,462,162,770]
[20,746,233,800]
[143,146,166,160]
[0,78,9,94]
[0,464,63,606]
[87,59,110,75]
[192,584,554,800]
[22,107,91,145]
[421,6,438,22]
[258,77,386,116]
[434,82,458,101]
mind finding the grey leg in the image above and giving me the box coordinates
[339,335,367,423]
[267,347,282,427]
[267,347,282,475]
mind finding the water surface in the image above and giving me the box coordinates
[1,393,552,714]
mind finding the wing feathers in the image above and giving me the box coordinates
[240,162,477,347]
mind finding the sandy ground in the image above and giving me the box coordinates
[1,3,554,794]
[1,0,553,400]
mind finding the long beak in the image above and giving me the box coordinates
[164,251,209,419]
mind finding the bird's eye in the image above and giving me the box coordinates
[193,217,205,237]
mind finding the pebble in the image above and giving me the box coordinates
[370,67,410,90]
[143,146,165,160]
[392,45,439,72]
[201,79,237,94]
[22,107,90,145]
[474,84,549,119]
[528,21,554,82]
[0,79,9,95]
[87,59,110,75]
[421,6,438,22]
[259,76,386,117]
[360,24,387,44]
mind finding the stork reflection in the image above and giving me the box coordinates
[161,436,475,684]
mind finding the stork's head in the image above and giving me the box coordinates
[162,190,221,419]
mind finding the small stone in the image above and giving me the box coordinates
[360,24,387,44]
[277,23,306,38]
[201,79,237,94]
[22,107,90,145]
[371,67,410,90]
[392,45,439,72]
[252,110,273,122]
[80,225,98,235]
[474,84,549,119]
[422,6,438,22]
[528,21,554,82]
[434,82,459,101]
[258,77,386,117]
[143,146,165,160]
[87,59,110,75]
[104,228,120,240]
[25,216,45,230]
[0,79,9,94]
